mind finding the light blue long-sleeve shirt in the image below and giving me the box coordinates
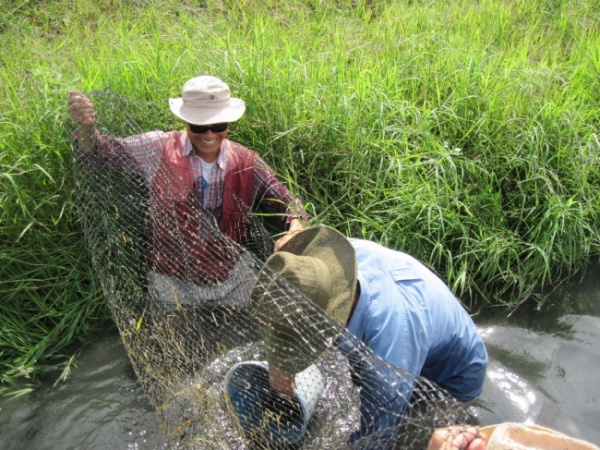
[343,238,487,445]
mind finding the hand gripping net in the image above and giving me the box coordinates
[72,90,473,450]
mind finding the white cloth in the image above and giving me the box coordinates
[482,423,600,450]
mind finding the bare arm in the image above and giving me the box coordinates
[249,154,309,251]
[268,364,297,398]
[273,218,305,252]
[67,90,96,152]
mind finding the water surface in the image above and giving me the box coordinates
[1,264,599,448]
[473,262,600,445]
[0,331,165,450]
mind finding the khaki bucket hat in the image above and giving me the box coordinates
[250,226,357,374]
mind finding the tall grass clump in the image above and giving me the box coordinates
[1,0,599,390]
[0,73,108,396]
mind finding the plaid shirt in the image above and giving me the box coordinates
[182,137,306,226]
[101,130,307,228]
[182,138,227,219]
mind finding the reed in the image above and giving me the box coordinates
[1,0,598,391]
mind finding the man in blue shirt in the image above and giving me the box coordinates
[249,226,488,446]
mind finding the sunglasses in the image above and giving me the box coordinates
[187,122,229,134]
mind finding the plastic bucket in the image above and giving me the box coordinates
[224,361,324,445]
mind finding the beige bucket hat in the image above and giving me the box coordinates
[481,423,600,450]
[169,75,246,125]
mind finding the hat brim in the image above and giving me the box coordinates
[250,226,357,374]
[276,226,357,326]
[168,97,246,125]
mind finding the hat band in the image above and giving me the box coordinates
[181,99,231,110]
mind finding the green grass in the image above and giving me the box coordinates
[1,0,599,393]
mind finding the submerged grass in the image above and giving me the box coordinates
[1,0,599,391]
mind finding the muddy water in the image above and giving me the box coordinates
[0,330,166,450]
[1,265,599,449]
[473,263,600,445]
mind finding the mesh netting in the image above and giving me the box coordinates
[72,89,473,450]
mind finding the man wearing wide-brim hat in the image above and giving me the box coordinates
[67,76,308,373]
[249,225,488,445]
[68,75,307,292]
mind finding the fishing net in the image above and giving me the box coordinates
[72,89,474,450]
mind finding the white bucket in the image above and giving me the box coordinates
[224,361,324,445]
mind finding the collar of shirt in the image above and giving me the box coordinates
[347,271,369,340]
[181,135,229,170]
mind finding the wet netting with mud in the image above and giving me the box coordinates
[71,89,473,450]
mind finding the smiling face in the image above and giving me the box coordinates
[185,122,229,162]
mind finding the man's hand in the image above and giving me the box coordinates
[68,90,96,126]
[68,90,96,152]
[268,365,297,398]
[273,219,304,252]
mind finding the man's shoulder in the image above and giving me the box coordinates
[349,238,396,259]
[225,140,258,165]
[349,238,393,275]
[350,238,429,282]
[348,237,378,249]
[135,129,177,139]
[226,139,257,154]
[122,129,182,149]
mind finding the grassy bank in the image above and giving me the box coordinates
[1,0,599,394]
